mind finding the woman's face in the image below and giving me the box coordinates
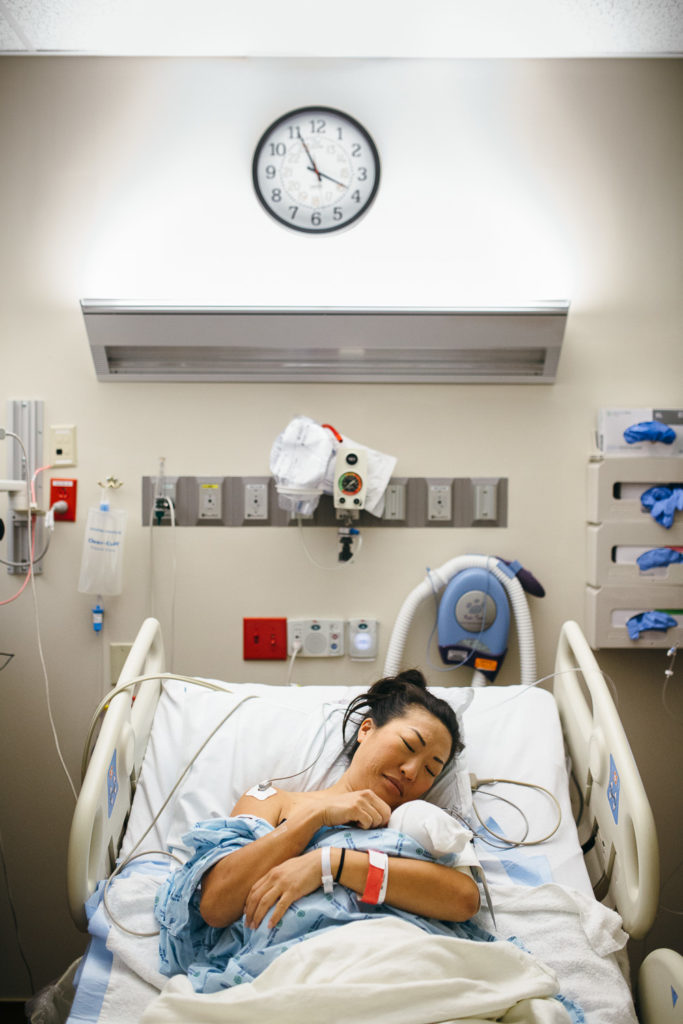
[350,705,453,809]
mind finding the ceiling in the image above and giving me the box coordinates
[1,0,682,57]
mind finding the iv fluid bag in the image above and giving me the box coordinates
[78,506,127,595]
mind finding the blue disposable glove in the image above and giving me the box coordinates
[624,420,676,445]
[627,611,678,640]
[636,548,683,571]
[640,486,683,528]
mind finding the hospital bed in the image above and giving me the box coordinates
[64,615,681,1024]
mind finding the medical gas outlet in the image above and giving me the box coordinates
[333,446,367,513]
[287,619,344,657]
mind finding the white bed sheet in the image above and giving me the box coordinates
[69,680,636,1024]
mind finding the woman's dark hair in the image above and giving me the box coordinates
[341,668,463,767]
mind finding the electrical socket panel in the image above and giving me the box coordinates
[383,481,407,521]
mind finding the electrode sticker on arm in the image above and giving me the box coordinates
[247,784,276,800]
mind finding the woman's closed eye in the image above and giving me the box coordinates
[402,737,437,778]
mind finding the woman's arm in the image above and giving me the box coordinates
[245,848,480,930]
[337,849,481,922]
[199,788,391,928]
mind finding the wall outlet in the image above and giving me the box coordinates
[427,480,452,521]
[244,481,268,520]
[383,481,406,520]
[50,477,77,521]
[197,477,223,520]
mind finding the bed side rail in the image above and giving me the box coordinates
[66,617,165,930]
[553,620,659,939]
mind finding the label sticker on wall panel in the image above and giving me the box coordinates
[107,749,119,818]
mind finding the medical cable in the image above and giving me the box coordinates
[256,701,340,790]
[467,665,619,717]
[662,644,682,723]
[0,434,77,800]
[82,670,340,794]
[102,691,260,937]
[102,692,342,935]
[296,515,362,570]
[148,491,177,671]
[470,787,531,848]
[285,639,302,686]
[470,775,562,849]
[81,672,238,779]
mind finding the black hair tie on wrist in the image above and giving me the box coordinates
[335,847,346,883]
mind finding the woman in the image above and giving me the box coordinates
[199,670,480,931]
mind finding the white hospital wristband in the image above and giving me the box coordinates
[378,855,389,904]
[321,846,334,895]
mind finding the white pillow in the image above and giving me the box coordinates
[161,682,474,859]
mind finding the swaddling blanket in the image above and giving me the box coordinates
[155,814,492,994]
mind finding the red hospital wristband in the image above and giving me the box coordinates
[360,850,388,905]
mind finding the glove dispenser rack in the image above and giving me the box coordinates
[585,456,683,649]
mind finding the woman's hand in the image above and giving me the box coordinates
[299,788,391,830]
[244,849,323,930]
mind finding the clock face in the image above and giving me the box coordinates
[252,106,380,234]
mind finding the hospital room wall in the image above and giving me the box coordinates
[0,56,681,996]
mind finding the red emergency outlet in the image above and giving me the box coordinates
[50,478,78,521]
[243,617,287,660]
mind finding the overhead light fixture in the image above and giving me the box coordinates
[81,301,569,384]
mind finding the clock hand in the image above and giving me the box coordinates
[314,169,348,189]
[300,139,322,181]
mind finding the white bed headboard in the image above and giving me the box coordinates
[553,620,659,939]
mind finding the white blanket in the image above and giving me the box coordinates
[100,869,636,1024]
[477,884,637,1024]
[139,917,570,1024]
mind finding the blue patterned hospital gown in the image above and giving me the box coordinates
[154,814,494,994]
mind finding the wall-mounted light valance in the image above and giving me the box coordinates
[81,301,570,384]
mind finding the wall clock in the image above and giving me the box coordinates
[252,106,380,234]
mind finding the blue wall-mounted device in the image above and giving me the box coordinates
[437,567,511,681]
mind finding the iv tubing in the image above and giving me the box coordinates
[383,554,536,686]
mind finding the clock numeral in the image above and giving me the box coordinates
[333,207,343,221]
[357,167,367,181]
[288,206,298,220]
[265,165,277,180]
[269,142,286,156]
[351,190,361,203]
[288,125,302,139]
[271,189,282,203]
[311,211,322,226]
[309,118,326,134]
[351,143,362,157]
[337,127,343,140]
